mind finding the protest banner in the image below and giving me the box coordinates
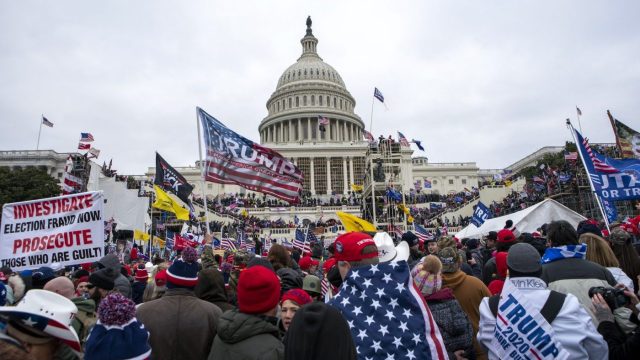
[1,191,105,271]
[491,279,569,359]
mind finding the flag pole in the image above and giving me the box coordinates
[368,95,375,136]
[576,106,583,133]
[36,115,44,150]
[566,119,610,232]
[607,110,624,158]
[196,107,211,234]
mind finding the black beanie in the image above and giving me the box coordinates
[401,231,419,247]
[89,268,116,290]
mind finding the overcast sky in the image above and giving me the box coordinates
[1,1,639,174]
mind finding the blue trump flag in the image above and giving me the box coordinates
[602,198,618,224]
[329,261,446,359]
[471,201,492,227]
[574,127,640,201]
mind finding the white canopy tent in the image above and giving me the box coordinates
[454,198,586,239]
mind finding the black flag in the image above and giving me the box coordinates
[154,152,194,204]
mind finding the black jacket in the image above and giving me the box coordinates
[597,320,640,360]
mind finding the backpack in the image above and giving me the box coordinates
[74,310,98,344]
[489,290,566,324]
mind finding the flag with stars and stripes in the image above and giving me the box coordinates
[328,261,446,359]
[198,107,304,203]
[397,132,410,147]
[221,238,237,251]
[294,228,311,254]
[414,224,434,242]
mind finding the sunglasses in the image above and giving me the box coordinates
[86,284,96,289]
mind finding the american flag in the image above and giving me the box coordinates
[363,130,375,143]
[198,107,304,203]
[397,131,410,147]
[581,135,619,173]
[221,238,237,251]
[294,228,311,254]
[564,152,578,161]
[328,261,446,359]
[374,87,385,103]
[318,115,330,126]
[61,172,82,195]
[238,233,248,250]
[42,116,54,127]
[78,143,90,150]
[80,132,94,142]
[414,224,434,242]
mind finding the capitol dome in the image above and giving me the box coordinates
[259,17,365,145]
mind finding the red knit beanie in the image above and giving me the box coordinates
[237,266,281,314]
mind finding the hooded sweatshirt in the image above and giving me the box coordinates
[195,268,234,312]
[97,254,131,298]
[208,309,284,360]
[284,302,356,360]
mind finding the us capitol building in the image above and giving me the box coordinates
[1,18,511,200]
[212,17,483,199]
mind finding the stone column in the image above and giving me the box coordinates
[343,121,348,141]
[349,157,355,186]
[297,119,302,141]
[326,158,332,195]
[310,157,316,195]
[280,123,284,142]
[307,118,311,141]
[326,118,331,141]
[343,157,348,194]
[289,120,294,142]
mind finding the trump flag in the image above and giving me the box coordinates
[198,107,304,203]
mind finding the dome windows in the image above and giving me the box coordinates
[319,96,323,106]
[296,96,300,107]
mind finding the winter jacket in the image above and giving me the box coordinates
[195,268,235,312]
[132,281,146,305]
[607,267,635,292]
[97,254,132,298]
[541,258,617,324]
[208,309,284,360]
[425,288,474,359]
[478,277,608,360]
[70,297,96,345]
[597,320,640,360]
[442,270,491,360]
[137,288,222,360]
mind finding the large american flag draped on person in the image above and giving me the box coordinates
[197,107,304,203]
[329,261,447,359]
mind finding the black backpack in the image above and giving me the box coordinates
[489,290,566,324]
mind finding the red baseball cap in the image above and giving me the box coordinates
[333,232,378,262]
[298,256,319,271]
[322,257,337,274]
[497,229,516,244]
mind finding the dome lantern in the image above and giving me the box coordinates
[299,16,320,60]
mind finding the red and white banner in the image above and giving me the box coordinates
[0,192,105,271]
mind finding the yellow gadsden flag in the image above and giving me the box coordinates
[152,185,190,221]
[350,184,363,192]
[336,211,376,233]
[134,229,150,241]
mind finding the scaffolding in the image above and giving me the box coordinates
[362,140,410,231]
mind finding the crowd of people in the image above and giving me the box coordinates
[2,214,640,359]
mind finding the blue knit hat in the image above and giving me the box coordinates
[166,246,199,288]
[85,292,151,360]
